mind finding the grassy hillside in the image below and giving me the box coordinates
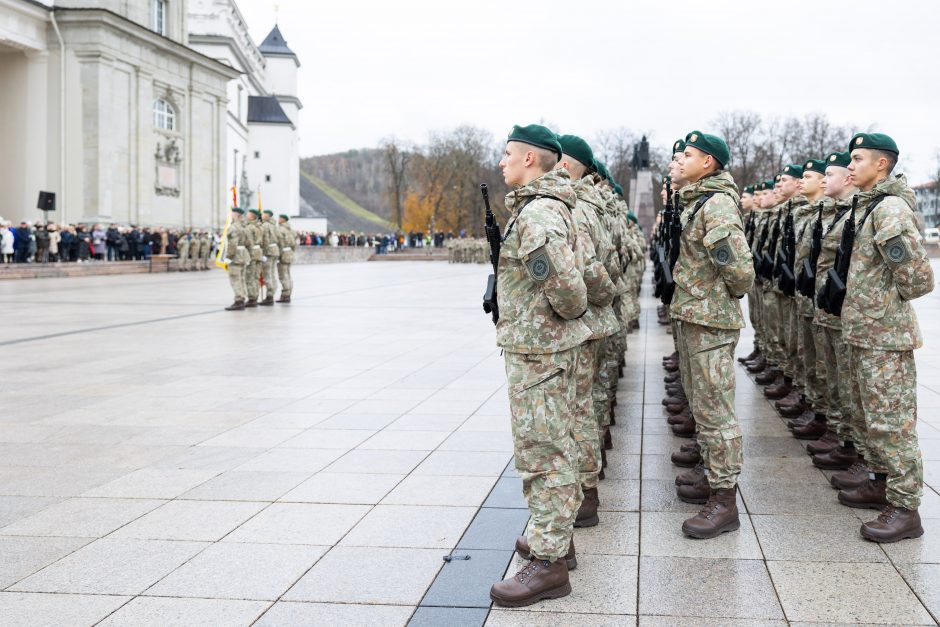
[299,171,394,233]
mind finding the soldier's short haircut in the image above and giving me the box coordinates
[872,149,898,174]
[532,145,559,172]
[565,156,588,179]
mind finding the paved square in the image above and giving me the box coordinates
[1,261,939,625]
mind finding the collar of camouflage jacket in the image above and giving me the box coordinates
[678,171,740,207]
[506,168,577,213]
[574,176,609,213]
[861,174,915,210]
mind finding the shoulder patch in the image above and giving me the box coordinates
[710,237,736,267]
[882,234,911,266]
[524,245,554,282]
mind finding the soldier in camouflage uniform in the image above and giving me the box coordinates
[489,125,590,607]
[201,231,213,270]
[836,133,933,542]
[555,135,620,529]
[176,229,191,271]
[670,131,754,539]
[244,209,264,307]
[276,214,296,303]
[186,230,200,271]
[260,210,280,306]
[224,209,249,310]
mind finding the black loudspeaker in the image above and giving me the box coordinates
[37,191,56,212]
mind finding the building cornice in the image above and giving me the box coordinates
[274,94,304,111]
[188,33,266,95]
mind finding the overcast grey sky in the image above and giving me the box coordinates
[238,0,940,184]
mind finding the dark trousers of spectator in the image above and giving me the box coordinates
[14,249,28,263]
[107,245,117,261]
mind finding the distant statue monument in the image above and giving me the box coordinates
[629,135,655,235]
[631,136,650,170]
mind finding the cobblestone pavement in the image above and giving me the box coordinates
[1,262,939,626]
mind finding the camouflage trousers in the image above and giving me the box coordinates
[505,347,582,561]
[747,288,762,347]
[262,258,278,299]
[848,345,923,510]
[277,262,293,296]
[816,325,861,448]
[783,298,798,379]
[798,315,823,411]
[573,340,602,490]
[761,290,781,366]
[676,321,743,489]
[594,337,613,429]
[246,261,261,300]
[227,262,247,301]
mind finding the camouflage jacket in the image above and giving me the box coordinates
[277,223,297,251]
[577,178,622,288]
[177,235,190,256]
[670,172,754,330]
[792,198,825,317]
[843,175,934,351]
[225,220,247,265]
[571,176,620,339]
[813,196,850,329]
[244,219,263,259]
[262,217,280,257]
[758,205,783,294]
[496,168,591,353]
[596,184,628,296]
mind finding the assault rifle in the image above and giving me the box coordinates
[661,192,682,305]
[776,202,796,296]
[762,203,784,282]
[753,214,770,283]
[797,201,825,300]
[819,194,881,316]
[481,184,500,325]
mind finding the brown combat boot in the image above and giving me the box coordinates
[667,408,691,426]
[245,298,258,308]
[259,295,275,306]
[860,505,924,543]
[813,445,859,471]
[600,448,607,469]
[664,371,681,384]
[738,347,760,364]
[514,537,577,570]
[746,356,768,373]
[225,299,246,311]
[574,488,599,528]
[764,376,792,399]
[276,294,291,303]
[662,388,687,405]
[682,487,740,539]
[779,399,809,417]
[754,367,780,385]
[490,557,571,607]
[666,400,689,415]
[671,442,702,468]
[677,474,710,504]
[675,462,705,486]
[671,415,696,438]
[787,409,816,430]
[838,477,888,509]
[603,428,613,451]
[806,431,840,456]
[830,459,870,490]
[662,351,678,364]
[774,390,802,410]
[792,415,828,440]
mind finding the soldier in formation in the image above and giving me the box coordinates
[487,124,645,607]
[223,209,297,309]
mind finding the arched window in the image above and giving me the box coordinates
[153,0,167,36]
[153,99,176,131]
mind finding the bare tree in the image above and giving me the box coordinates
[381,137,410,230]
[713,111,762,186]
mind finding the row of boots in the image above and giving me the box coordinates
[226,293,291,311]
[738,344,923,543]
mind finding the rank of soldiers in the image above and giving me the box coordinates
[485,124,934,608]
[221,209,298,309]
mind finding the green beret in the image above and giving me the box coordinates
[672,138,686,154]
[803,159,827,175]
[231,207,245,214]
[762,179,776,191]
[684,130,730,168]
[849,132,898,156]
[507,124,562,159]
[279,214,290,221]
[557,135,594,169]
[627,211,638,224]
[595,161,611,182]
[248,209,261,218]
[826,151,851,168]
[614,183,624,197]
[743,185,755,195]
[780,164,803,178]
[262,209,274,216]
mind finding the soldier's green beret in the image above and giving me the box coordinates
[557,134,594,169]
[743,185,755,194]
[684,130,730,168]
[849,132,899,156]
[596,161,611,181]
[248,209,261,217]
[231,207,245,214]
[826,151,851,168]
[672,139,686,154]
[780,164,803,178]
[279,214,290,221]
[803,159,827,175]
[627,211,638,224]
[762,179,776,190]
[262,209,274,216]
[614,183,624,197]
[507,124,562,159]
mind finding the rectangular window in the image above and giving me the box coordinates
[265,175,271,182]
[153,0,167,36]
[254,151,260,159]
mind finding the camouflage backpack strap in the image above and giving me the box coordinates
[501,195,545,243]
[685,192,717,226]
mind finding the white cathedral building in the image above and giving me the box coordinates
[0,0,304,229]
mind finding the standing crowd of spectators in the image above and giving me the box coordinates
[296,230,461,255]
[0,220,220,265]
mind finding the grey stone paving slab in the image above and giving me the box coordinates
[81,468,218,499]
[487,611,635,626]
[482,477,527,509]
[750,514,888,562]
[324,449,431,474]
[598,478,641,512]
[457,507,530,551]
[0,497,165,538]
[223,502,369,545]
[898,562,940,619]
[146,542,327,600]
[179,470,310,501]
[231,447,345,473]
[0,535,93,588]
[439,431,514,452]
[411,606,488,627]
[381,475,497,506]
[0,496,62,528]
[358,429,451,451]
[255,601,414,626]
[0,591,131,627]
[279,429,376,449]
[10,537,208,595]
[197,426,303,448]
[283,546,443,604]
[638,555,784,619]
[421,549,512,608]
[279,472,404,504]
[637,618,785,627]
[412,451,512,477]
[109,499,265,541]
[640,511,762,559]
[97,596,269,626]
[341,504,476,549]
[767,560,934,624]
